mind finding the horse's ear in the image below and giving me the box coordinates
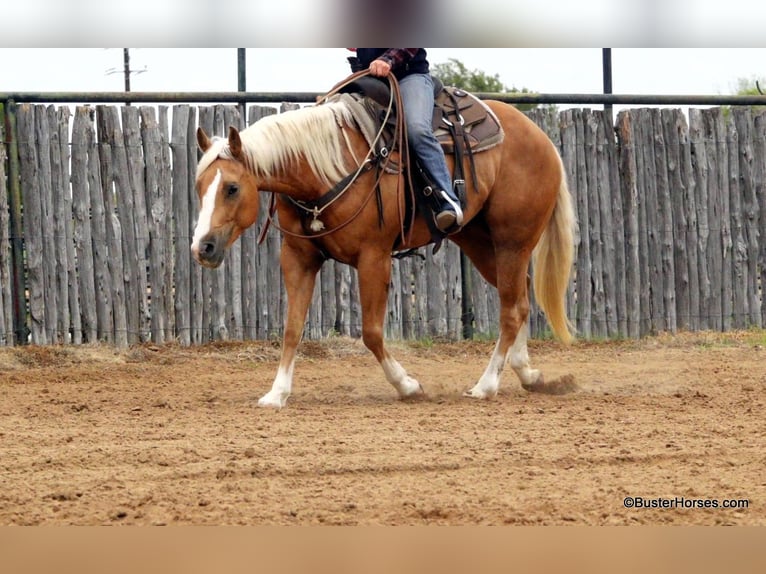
[228,126,244,160]
[197,127,212,152]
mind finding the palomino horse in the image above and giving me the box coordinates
[191,89,575,408]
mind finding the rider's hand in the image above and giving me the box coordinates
[369,59,391,77]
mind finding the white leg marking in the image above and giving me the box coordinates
[191,168,221,253]
[508,324,541,388]
[381,357,422,398]
[465,339,505,399]
[465,324,541,399]
[258,362,294,409]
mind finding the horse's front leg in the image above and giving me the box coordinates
[257,240,323,408]
[357,251,424,399]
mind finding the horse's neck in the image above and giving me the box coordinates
[255,164,327,201]
[254,124,365,202]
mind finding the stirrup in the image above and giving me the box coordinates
[438,190,464,226]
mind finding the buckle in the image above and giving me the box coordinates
[442,115,465,127]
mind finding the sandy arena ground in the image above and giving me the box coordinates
[1,331,764,525]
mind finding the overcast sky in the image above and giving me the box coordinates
[3,1,766,48]
[3,48,765,101]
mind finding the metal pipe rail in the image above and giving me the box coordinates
[3,92,766,106]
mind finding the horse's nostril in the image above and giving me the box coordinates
[200,241,215,257]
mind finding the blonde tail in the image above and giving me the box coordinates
[532,155,576,344]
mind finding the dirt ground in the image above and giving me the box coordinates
[1,330,764,526]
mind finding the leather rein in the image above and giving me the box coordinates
[257,70,415,245]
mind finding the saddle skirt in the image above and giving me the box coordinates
[432,87,505,154]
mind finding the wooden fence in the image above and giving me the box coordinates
[0,102,764,347]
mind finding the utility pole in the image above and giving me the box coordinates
[105,48,146,104]
[123,48,131,92]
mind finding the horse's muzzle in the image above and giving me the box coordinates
[191,234,225,268]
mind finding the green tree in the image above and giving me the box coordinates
[733,76,765,97]
[737,76,766,115]
[724,76,766,117]
[431,58,545,112]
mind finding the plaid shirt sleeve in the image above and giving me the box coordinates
[378,49,420,70]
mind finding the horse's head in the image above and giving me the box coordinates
[191,126,260,268]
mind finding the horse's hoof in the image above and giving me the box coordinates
[257,392,288,409]
[520,372,545,392]
[400,382,426,402]
[396,377,424,398]
[463,386,496,400]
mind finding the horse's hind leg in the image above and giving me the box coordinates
[464,250,541,398]
[357,250,423,399]
[257,239,323,408]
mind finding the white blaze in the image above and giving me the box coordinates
[191,168,221,252]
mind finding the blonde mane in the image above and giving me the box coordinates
[195,101,356,187]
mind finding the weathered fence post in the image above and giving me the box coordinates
[96,106,127,347]
[54,106,81,344]
[158,107,175,341]
[0,101,15,345]
[688,109,712,331]
[0,103,7,345]
[662,108,697,331]
[710,108,732,331]
[732,108,761,328]
[122,105,152,343]
[140,105,170,344]
[171,104,193,346]
[651,109,677,333]
[754,112,766,329]
[17,105,47,344]
[71,107,99,343]
[616,110,641,339]
[4,102,27,345]
[584,111,605,338]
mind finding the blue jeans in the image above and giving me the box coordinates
[399,73,455,198]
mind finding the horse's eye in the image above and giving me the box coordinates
[225,183,240,197]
